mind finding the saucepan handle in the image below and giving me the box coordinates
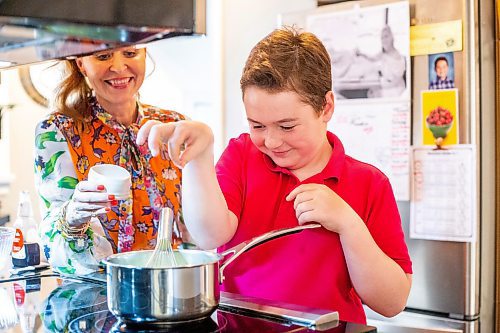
[219,223,321,284]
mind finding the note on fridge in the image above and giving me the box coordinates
[410,20,462,56]
[410,145,476,242]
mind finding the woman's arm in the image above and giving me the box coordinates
[35,117,113,275]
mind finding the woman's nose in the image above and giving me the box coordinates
[110,54,128,72]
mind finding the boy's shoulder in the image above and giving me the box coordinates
[343,153,390,184]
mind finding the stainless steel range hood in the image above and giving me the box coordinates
[0,0,206,68]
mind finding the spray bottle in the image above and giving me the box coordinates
[12,191,40,267]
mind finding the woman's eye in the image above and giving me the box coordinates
[94,53,112,61]
[123,50,138,58]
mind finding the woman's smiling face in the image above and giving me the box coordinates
[76,46,146,106]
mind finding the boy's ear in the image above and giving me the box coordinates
[321,91,335,122]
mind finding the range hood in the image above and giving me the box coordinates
[0,0,206,69]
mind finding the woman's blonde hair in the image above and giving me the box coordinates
[55,59,93,131]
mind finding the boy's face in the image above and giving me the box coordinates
[435,59,449,80]
[244,86,333,175]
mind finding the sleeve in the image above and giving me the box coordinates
[34,117,113,275]
[215,137,246,219]
[365,175,413,274]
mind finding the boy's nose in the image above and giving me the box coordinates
[264,132,282,149]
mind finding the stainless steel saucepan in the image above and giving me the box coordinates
[102,223,321,324]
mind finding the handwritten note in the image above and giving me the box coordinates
[410,146,476,242]
[330,101,411,201]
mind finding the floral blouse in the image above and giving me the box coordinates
[35,97,188,275]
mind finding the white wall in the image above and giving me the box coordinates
[0,68,49,223]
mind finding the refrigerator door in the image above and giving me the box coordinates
[399,202,478,318]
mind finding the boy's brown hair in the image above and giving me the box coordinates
[240,26,332,114]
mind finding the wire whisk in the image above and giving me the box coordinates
[146,207,178,268]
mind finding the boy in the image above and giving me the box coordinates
[429,56,455,90]
[137,27,412,324]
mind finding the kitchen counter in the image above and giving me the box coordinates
[0,270,377,332]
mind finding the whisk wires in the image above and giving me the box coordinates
[146,207,178,268]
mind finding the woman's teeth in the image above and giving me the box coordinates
[108,78,130,86]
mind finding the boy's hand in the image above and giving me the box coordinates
[136,120,214,168]
[285,183,358,234]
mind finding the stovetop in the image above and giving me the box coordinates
[0,274,376,332]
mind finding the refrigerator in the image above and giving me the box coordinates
[299,0,497,332]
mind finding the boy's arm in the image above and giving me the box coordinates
[287,183,411,317]
[339,215,412,317]
[137,120,237,249]
[182,147,238,249]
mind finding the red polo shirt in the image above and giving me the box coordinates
[216,132,412,324]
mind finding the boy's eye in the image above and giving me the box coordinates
[252,124,264,129]
[280,125,296,131]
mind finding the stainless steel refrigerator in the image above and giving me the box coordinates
[313,0,497,332]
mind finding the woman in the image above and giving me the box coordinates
[34,46,190,275]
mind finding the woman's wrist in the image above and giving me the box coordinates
[57,202,90,239]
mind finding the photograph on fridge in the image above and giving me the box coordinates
[307,1,410,101]
[421,89,459,146]
[428,52,455,90]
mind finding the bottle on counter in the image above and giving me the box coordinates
[12,191,40,267]
[13,278,41,333]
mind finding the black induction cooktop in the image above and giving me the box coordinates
[0,275,376,332]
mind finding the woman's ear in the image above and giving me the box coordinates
[321,91,335,122]
[75,58,86,76]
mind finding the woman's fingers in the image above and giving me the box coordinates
[137,120,213,167]
[73,189,111,204]
[136,119,162,146]
[136,120,179,157]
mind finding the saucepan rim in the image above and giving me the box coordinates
[102,249,223,270]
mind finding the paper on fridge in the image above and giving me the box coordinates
[410,20,463,56]
[410,145,476,242]
[421,89,459,146]
[329,101,411,201]
[306,1,412,201]
[306,1,411,102]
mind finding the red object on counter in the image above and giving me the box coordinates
[12,228,24,253]
[13,282,25,306]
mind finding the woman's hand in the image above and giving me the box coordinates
[285,183,360,234]
[136,120,214,168]
[65,181,114,227]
